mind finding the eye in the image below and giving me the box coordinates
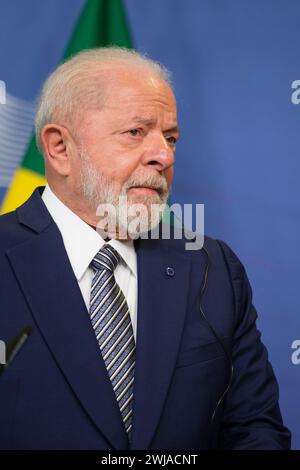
[127,128,142,137]
[165,135,177,145]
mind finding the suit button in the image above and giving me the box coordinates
[166,267,175,277]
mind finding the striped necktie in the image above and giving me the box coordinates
[89,244,136,438]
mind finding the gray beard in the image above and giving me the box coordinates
[78,148,170,239]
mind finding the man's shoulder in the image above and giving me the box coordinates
[0,207,36,253]
[157,223,244,272]
[154,225,248,304]
[0,208,19,241]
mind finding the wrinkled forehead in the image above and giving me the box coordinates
[69,66,177,136]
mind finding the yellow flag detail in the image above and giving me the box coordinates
[1,168,46,214]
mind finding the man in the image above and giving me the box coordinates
[0,47,291,450]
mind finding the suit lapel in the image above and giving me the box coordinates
[8,188,207,450]
[129,236,193,450]
[6,188,129,450]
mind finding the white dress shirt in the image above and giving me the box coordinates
[42,184,138,341]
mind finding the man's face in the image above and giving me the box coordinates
[73,68,178,204]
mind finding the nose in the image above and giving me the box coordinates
[141,133,174,172]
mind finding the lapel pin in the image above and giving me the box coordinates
[166,267,175,277]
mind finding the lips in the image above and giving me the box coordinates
[129,186,158,193]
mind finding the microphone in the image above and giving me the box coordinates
[0,325,33,375]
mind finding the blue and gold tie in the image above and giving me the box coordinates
[89,244,135,438]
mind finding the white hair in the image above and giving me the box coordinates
[35,47,172,152]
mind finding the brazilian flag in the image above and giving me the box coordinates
[1,0,132,214]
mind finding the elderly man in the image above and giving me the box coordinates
[0,47,291,450]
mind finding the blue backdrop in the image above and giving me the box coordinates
[0,0,299,448]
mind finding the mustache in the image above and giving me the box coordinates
[124,174,169,195]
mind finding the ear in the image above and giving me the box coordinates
[40,124,74,176]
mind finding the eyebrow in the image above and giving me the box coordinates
[131,116,180,136]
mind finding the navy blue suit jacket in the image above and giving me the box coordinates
[0,187,291,449]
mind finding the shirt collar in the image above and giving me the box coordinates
[42,184,137,281]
